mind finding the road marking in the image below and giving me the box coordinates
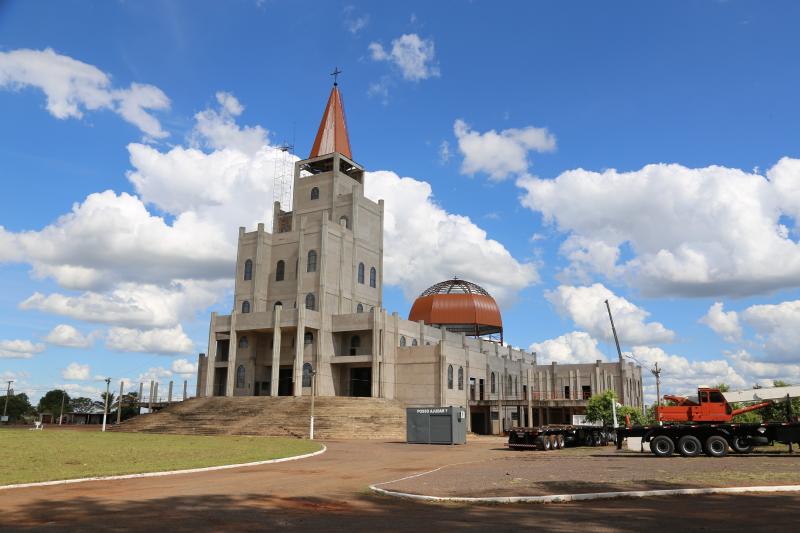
[0,445,326,491]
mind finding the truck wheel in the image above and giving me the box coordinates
[557,434,565,449]
[535,436,546,450]
[543,435,552,450]
[548,434,557,450]
[731,437,753,454]
[677,435,702,457]
[704,435,729,458]
[650,435,675,457]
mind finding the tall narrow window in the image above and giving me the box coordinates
[238,336,248,349]
[310,187,319,200]
[491,372,496,394]
[241,300,250,313]
[307,250,317,273]
[411,338,418,346]
[305,293,315,310]
[400,335,406,347]
[276,260,285,281]
[244,259,253,281]
[358,262,365,284]
[447,365,454,390]
[304,332,313,345]
[339,216,349,229]
[236,365,246,388]
[302,362,313,387]
[369,266,376,288]
[356,303,364,313]
[350,335,360,355]
[458,367,464,390]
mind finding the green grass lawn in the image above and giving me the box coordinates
[0,429,322,485]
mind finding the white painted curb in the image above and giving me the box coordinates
[0,444,326,491]
[370,467,800,503]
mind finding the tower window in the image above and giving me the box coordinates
[236,365,245,388]
[310,187,319,200]
[358,262,365,284]
[458,367,464,390]
[411,338,418,346]
[238,336,248,349]
[447,365,454,390]
[304,332,314,345]
[276,260,285,281]
[339,216,349,229]
[350,335,360,355]
[491,372,496,394]
[399,335,406,347]
[305,293,316,310]
[241,300,251,313]
[302,362,313,387]
[369,267,376,288]
[307,250,317,273]
[356,303,364,313]
[244,259,253,281]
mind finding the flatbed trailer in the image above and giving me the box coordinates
[616,421,800,457]
[508,424,613,450]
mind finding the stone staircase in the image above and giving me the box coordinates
[111,396,407,440]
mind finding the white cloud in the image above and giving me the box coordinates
[190,92,268,155]
[545,284,675,345]
[741,299,800,362]
[61,382,103,398]
[365,170,539,305]
[343,6,369,34]
[369,34,440,81]
[106,325,194,355]
[44,324,96,348]
[727,349,800,384]
[454,119,556,181]
[518,158,800,297]
[530,331,606,364]
[0,48,169,138]
[137,366,173,383]
[0,339,45,359]
[438,140,450,165]
[62,362,91,380]
[700,302,742,343]
[171,358,197,374]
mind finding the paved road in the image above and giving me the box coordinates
[2,439,799,532]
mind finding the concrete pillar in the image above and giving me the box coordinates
[138,382,144,413]
[153,382,159,404]
[293,304,305,396]
[226,312,238,397]
[575,368,581,400]
[526,369,533,428]
[205,313,218,396]
[271,304,282,396]
[371,306,381,398]
[167,381,173,404]
[148,380,154,409]
[117,380,124,425]
[183,380,188,400]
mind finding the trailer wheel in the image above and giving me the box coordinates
[543,435,552,451]
[557,434,565,449]
[650,435,675,457]
[704,435,729,458]
[535,436,546,450]
[548,434,557,450]
[731,436,753,454]
[677,435,702,457]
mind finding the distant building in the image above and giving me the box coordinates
[197,82,643,434]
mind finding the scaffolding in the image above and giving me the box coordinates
[272,143,294,211]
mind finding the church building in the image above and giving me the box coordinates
[196,81,644,434]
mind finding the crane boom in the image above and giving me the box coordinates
[722,385,800,404]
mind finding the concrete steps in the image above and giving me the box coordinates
[112,396,407,440]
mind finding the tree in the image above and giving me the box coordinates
[70,397,95,413]
[755,381,800,422]
[585,390,644,427]
[3,392,33,421]
[94,392,115,412]
[37,389,70,416]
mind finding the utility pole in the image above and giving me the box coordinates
[309,369,317,440]
[604,299,625,406]
[102,377,111,432]
[117,380,124,425]
[652,362,662,425]
[59,391,66,425]
[3,380,14,421]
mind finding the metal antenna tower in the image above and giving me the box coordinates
[272,142,295,210]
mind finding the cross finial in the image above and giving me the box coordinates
[330,66,342,86]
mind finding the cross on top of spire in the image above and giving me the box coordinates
[330,66,342,86]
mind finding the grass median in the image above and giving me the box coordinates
[0,429,322,485]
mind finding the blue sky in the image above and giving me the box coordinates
[2,0,800,402]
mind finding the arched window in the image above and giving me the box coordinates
[356,303,364,313]
[411,338,418,346]
[458,367,464,390]
[310,187,319,200]
[302,362,313,387]
[244,259,253,281]
[274,301,282,308]
[350,335,360,355]
[400,335,406,347]
[305,293,315,310]
[491,372,496,394]
[236,365,245,388]
[369,267,377,288]
[241,300,251,313]
[238,336,248,349]
[304,332,313,345]
[447,365,454,390]
[307,250,317,273]
[339,216,349,229]
[358,262,365,284]
[514,376,518,396]
[276,260,285,281]
[507,376,512,395]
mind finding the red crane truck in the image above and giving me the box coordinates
[616,384,800,457]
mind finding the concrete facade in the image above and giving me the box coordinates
[197,88,644,434]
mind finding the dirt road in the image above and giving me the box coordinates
[2,439,799,532]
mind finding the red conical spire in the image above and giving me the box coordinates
[309,84,352,160]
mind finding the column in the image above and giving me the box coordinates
[226,312,238,397]
[575,368,581,400]
[293,304,305,396]
[271,304,282,396]
[526,368,533,428]
[205,312,218,397]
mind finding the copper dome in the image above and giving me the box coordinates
[408,278,503,339]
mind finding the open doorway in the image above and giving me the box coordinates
[350,367,371,397]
